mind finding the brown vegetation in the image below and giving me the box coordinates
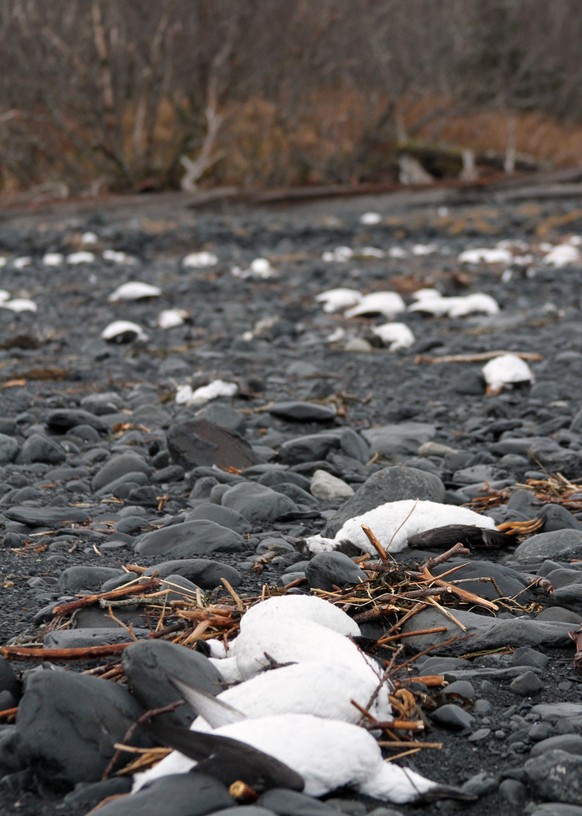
[0,0,581,195]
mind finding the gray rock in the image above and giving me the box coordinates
[532,703,582,720]
[549,585,582,614]
[4,505,92,527]
[43,629,150,648]
[279,429,369,466]
[258,788,347,816]
[310,470,354,501]
[221,482,298,523]
[442,680,475,702]
[144,559,242,588]
[159,574,200,601]
[92,452,151,491]
[531,735,582,757]
[58,565,125,593]
[16,670,149,789]
[541,504,582,531]
[187,502,252,534]
[81,392,124,415]
[122,640,223,726]
[0,657,19,701]
[94,470,150,498]
[0,434,19,464]
[167,419,258,470]
[305,552,367,591]
[537,607,582,624]
[509,670,544,696]
[401,608,573,654]
[460,771,498,798]
[509,646,549,669]
[524,749,582,804]
[46,409,108,434]
[63,778,132,810]
[93,773,233,816]
[195,402,247,434]
[361,422,435,457]
[511,530,582,564]
[135,520,245,557]
[528,805,582,816]
[499,778,528,807]
[17,433,66,464]
[268,401,337,422]
[323,466,445,537]
[430,703,474,731]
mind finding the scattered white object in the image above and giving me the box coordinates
[42,253,65,266]
[182,251,218,268]
[542,244,580,268]
[412,244,437,256]
[409,291,499,317]
[209,618,377,684]
[133,711,452,803]
[13,257,32,269]
[316,288,362,313]
[345,291,406,319]
[81,231,98,245]
[437,206,449,217]
[132,662,393,796]
[388,247,407,258]
[100,320,148,342]
[157,308,189,329]
[326,327,346,343]
[0,298,37,312]
[481,353,534,394]
[0,258,6,268]
[310,469,354,500]
[0,290,10,303]
[102,249,135,265]
[232,257,276,279]
[360,246,385,258]
[108,281,162,302]
[67,251,95,265]
[371,322,415,350]
[322,246,354,263]
[458,247,513,265]
[446,293,500,317]
[240,594,360,639]
[191,661,391,732]
[305,499,497,555]
[359,212,382,225]
[175,378,238,407]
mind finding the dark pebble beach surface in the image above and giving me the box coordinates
[0,190,581,816]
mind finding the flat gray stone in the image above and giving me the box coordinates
[310,470,354,501]
[361,422,436,456]
[17,433,66,464]
[221,482,298,523]
[144,558,242,588]
[16,670,149,789]
[0,434,19,464]
[92,452,151,491]
[525,749,582,804]
[401,608,573,654]
[511,530,582,563]
[135,520,245,557]
[305,552,367,591]
[268,401,337,422]
[4,504,92,526]
[94,773,233,816]
[167,419,258,470]
[122,640,223,726]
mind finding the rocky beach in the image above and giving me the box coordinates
[0,188,581,816]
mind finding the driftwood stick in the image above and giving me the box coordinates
[361,525,387,561]
[52,577,160,616]
[102,699,185,780]
[415,350,543,365]
[0,642,133,660]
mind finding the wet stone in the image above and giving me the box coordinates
[221,482,299,524]
[167,418,258,470]
[134,519,245,558]
[17,433,66,464]
[93,773,233,816]
[143,558,242,588]
[305,551,368,591]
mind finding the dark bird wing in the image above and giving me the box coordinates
[167,674,246,727]
[407,524,513,550]
[144,720,304,793]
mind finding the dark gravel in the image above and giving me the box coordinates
[0,189,582,816]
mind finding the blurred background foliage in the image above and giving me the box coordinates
[0,0,581,195]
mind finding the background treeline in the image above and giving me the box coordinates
[0,0,581,195]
